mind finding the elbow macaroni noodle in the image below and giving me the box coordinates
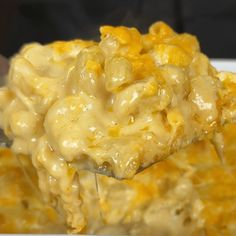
[0,21,235,232]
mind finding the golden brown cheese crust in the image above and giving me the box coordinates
[0,21,236,232]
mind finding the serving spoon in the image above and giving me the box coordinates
[0,55,10,147]
[0,129,12,147]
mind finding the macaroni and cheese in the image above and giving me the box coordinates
[1,123,236,235]
[0,21,235,232]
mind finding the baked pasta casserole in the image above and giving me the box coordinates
[0,21,235,234]
[1,124,236,235]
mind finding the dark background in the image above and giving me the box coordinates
[0,0,236,58]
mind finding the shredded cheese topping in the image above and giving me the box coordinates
[0,21,235,232]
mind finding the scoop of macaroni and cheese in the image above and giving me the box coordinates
[0,21,235,232]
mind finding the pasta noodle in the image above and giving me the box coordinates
[0,21,235,232]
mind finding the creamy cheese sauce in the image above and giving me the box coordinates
[1,124,236,235]
[0,21,235,232]
[0,148,66,233]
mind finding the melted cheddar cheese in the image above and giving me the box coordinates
[0,21,235,233]
[0,124,236,235]
[0,148,66,233]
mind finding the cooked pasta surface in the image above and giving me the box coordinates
[0,21,235,232]
[1,124,236,235]
[0,148,66,233]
